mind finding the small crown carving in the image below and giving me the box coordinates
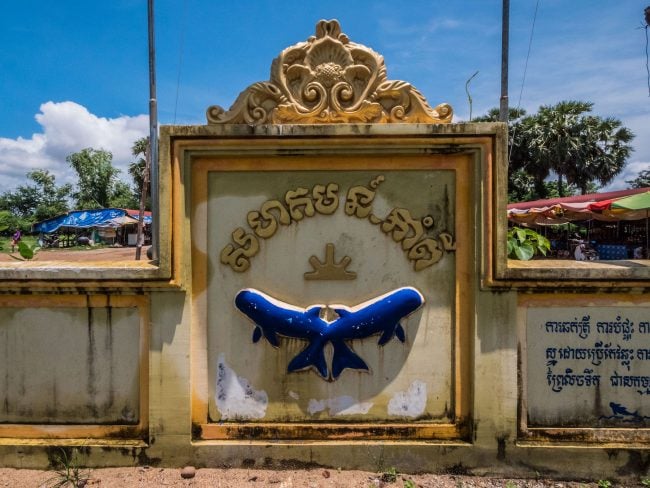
[304,243,357,281]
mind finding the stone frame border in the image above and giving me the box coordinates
[159,123,500,441]
[517,293,650,447]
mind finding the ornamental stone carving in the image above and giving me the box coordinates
[206,19,453,125]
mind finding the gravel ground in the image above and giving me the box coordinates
[0,467,642,488]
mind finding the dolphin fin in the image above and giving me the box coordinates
[378,326,397,346]
[333,308,352,318]
[287,341,328,379]
[305,306,322,318]
[263,328,280,347]
[395,324,406,342]
[252,326,262,343]
[331,340,368,379]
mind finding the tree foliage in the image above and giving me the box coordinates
[0,141,147,231]
[67,148,138,209]
[110,181,139,209]
[478,101,635,202]
[0,210,24,234]
[128,137,150,209]
[507,226,551,260]
[514,101,633,199]
[0,169,72,225]
[627,168,650,189]
[67,148,118,209]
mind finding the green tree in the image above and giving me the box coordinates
[627,168,650,189]
[0,210,25,234]
[478,102,635,201]
[67,148,120,209]
[128,137,150,209]
[514,101,634,198]
[0,169,72,223]
[474,107,532,201]
[109,180,138,209]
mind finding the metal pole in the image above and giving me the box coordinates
[499,0,510,122]
[644,209,650,259]
[148,0,159,262]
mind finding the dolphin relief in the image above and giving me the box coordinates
[234,287,425,380]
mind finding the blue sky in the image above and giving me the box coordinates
[0,1,648,193]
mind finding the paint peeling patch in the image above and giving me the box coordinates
[216,353,268,420]
[288,390,300,400]
[387,380,427,418]
[307,396,373,416]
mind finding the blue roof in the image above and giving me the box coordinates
[33,208,152,233]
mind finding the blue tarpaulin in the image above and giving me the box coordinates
[33,208,152,234]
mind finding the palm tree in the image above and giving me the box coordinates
[568,115,634,194]
[473,108,536,200]
[129,137,150,207]
[514,101,634,198]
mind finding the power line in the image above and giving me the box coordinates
[637,7,650,97]
[515,0,540,112]
[645,6,650,96]
[509,0,540,165]
[173,0,189,124]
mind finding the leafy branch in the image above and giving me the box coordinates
[507,227,550,260]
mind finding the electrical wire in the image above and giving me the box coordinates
[645,24,650,97]
[515,0,540,112]
[509,0,540,164]
[173,0,189,124]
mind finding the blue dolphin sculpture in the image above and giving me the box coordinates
[234,287,425,380]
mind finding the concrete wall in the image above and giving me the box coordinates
[0,124,648,484]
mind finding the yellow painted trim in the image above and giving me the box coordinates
[518,293,650,308]
[198,422,463,441]
[0,438,147,447]
[188,148,478,441]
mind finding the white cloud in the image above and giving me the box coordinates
[602,160,650,192]
[0,101,148,194]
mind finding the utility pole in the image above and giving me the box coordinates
[499,0,510,122]
[147,0,159,262]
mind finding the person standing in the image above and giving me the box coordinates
[10,229,21,253]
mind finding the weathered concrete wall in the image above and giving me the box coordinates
[0,124,648,485]
[0,306,140,424]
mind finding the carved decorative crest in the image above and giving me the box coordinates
[206,20,453,125]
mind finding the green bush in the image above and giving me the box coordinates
[507,227,551,261]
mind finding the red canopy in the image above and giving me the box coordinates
[507,187,649,211]
[588,199,615,212]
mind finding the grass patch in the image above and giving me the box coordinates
[0,235,38,254]
[0,235,109,255]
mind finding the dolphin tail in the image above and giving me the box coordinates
[395,324,406,342]
[288,340,328,379]
[331,340,369,379]
[378,324,406,345]
[252,326,262,343]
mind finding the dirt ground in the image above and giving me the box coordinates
[0,246,143,262]
[0,467,642,488]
